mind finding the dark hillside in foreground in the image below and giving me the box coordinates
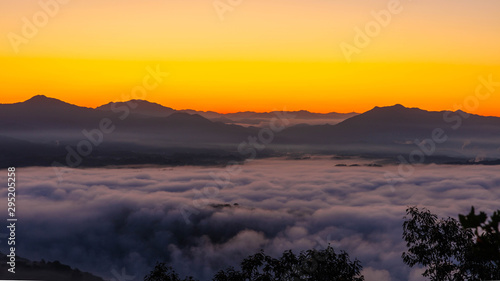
[0,252,105,281]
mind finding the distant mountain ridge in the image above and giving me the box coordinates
[1,95,499,167]
[95,98,359,126]
[97,99,177,117]
[279,103,500,144]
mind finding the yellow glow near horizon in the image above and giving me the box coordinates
[1,0,500,115]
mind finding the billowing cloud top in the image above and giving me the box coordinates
[2,158,499,281]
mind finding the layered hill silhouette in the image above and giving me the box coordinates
[279,104,500,143]
[0,252,105,281]
[1,95,499,167]
[96,99,358,127]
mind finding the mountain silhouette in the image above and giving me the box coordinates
[337,104,500,139]
[0,95,104,131]
[279,104,500,143]
[97,99,176,117]
[97,100,358,126]
[1,96,499,167]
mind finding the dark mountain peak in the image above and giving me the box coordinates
[391,104,406,108]
[371,104,407,111]
[96,100,175,117]
[127,99,173,109]
[28,94,49,100]
[333,104,432,130]
[365,104,426,117]
[17,95,89,111]
[24,95,66,105]
[97,100,173,110]
[0,95,95,129]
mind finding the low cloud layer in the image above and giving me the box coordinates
[2,158,499,281]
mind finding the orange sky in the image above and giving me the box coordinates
[1,0,500,115]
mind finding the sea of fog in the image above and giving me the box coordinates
[2,157,500,281]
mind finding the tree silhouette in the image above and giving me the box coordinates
[213,245,364,281]
[144,263,196,281]
[459,206,500,279]
[144,246,363,281]
[402,206,500,281]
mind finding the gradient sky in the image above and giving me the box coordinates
[1,0,500,115]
